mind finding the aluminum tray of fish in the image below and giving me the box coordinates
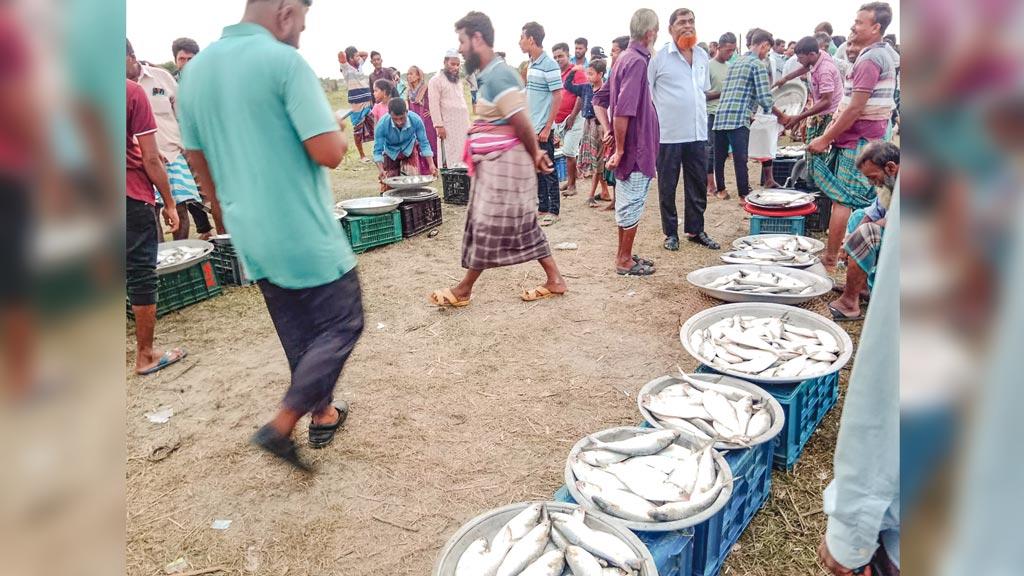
[732,233,823,254]
[720,247,819,268]
[776,145,806,158]
[383,174,437,190]
[680,303,853,384]
[565,427,733,532]
[435,501,658,576]
[745,189,816,209]
[687,264,833,304]
[638,372,784,451]
[155,239,214,274]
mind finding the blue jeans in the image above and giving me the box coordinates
[537,137,560,215]
[713,127,750,197]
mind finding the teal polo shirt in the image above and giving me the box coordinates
[177,23,356,289]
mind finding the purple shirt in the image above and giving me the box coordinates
[835,59,887,149]
[810,51,843,116]
[609,41,659,181]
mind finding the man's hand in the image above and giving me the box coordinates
[534,149,554,173]
[601,132,613,147]
[777,113,792,127]
[538,126,551,143]
[162,204,180,234]
[428,159,439,177]
[818,538,863,576]
[566,113,578,130]
[607,151,621,170]
[437,126,448,140]
[807,136,831,155]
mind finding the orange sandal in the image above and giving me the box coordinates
[428,288,471,308]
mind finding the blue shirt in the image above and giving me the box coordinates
[526,51,562,134]
[372,111,434,162]
[649,42,710,143]
[569,55,590,68]
[178,23,355,289]
[563,73,595,119]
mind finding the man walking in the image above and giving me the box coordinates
[808,2,897,269]
[520,21,563,226]
[705,32,735,198]
[127,40,184,376]
[178,0,362,471]
[712,29,788,204]
[649,8,719,252]
[607,8,660,276]
[427,50,471,169]
[551,42,586,197]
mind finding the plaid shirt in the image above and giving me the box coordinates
[713,52,773,131]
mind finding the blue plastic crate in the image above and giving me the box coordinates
[749,215,805,236]
[554,487,693,576]
[554,154,567,182]
[690,442,774,576]
[696,365,840,469]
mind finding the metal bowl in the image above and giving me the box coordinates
[732,234,825,254]
[720,250,819,268]
[433,501,659,576]
[679,302,854,384]
[637,374,785,450]
[772,83,808,117]
[746,188,816,210]
[383,174,436,190]
[333,208,349,221]
[337,197,401,216]
[564,426,733,532]
[156,239,214,275]
[687,264,833,304]
[382,187,439,203]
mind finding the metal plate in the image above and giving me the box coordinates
[720,250,820,268]
[333,208,348,221]
[156,239,214,275]
[638,374,786,450]
[383,174,437,190]
[337,197,401,215]
[687,264,833,304]
[432,501,659,576]
[772,83,808,117]
[732,234,825,254]
[746,188,817,209]
[565,426,733,532]
[382,187,439,203]
[679,302,854,384]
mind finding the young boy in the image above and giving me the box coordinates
[564,60,611,206]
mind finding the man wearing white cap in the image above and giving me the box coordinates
[427,49,471,168]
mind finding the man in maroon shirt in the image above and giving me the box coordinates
[606,9,660,276]
[127,40,184,375]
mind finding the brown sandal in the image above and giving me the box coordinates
[428,288,471,308]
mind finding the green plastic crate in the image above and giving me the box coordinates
[126,257,223,319]
[340,211,403,253]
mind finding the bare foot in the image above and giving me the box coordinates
[543,280,568,295]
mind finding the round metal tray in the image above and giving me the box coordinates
[564,426,733,532]
[156,239,214,275]
[337,197,401,215]
[732,234,825,254]
[382,187,439,203]
[687,264,833,305]
[383,174,436,190]
[746,188,816,210]
[432,501,658,576]
[333,208,349,220]
[772,83,808,117]
[679,302,854,384]
[637,374,785,450]
[720,250,819,268]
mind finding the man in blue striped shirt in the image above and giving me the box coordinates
[521,21,563,225]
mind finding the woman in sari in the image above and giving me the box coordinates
[406,66,438,175]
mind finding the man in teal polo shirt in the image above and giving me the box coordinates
[177,0,363,471]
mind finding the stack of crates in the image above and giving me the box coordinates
[398,196,443,238]
[441,168,470,205]
[772,156,800,186]
[210,237,252,286]
[340,211,403,253]
[127,256,222,319]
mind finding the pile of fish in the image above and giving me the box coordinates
[701,268,816,296]
[640,373,774,447]
[455,504,642,576]
[747,189,816,208]
[687,314,841,379]
[721,248,817,267]
[734,235,819,254]
[777,145,806,158]
[156,245,206,269]
[570,429,728,525]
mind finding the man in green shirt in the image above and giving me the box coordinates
[705,32,736,198]
[178,0,362,471]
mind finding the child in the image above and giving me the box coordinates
[371,79,398,122]
[565,60,610,207]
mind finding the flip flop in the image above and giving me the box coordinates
[586,197,600,208]
[251,424,312,473]
[827,302,864,322]
[539,215,559,226]
[521,286,564,302]
[617,262,656,276]
[831,284,871,303]
[429,288,471,308]
[137,348,187,375]
[308,402,349,449]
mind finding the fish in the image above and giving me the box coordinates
[605,461,686,502]
[491,503,542,555]
[495,520,551,576]
[701,390,740,433]
[649,473,726,522]
[578,449,630,467]
[571,458,629,493]
[518,549,565,576]
[641,394,713,420]
[746,407,772,438]
[695,447,717,493]
[588,429,680,456]
[588,486,659,522]
[665,452,699,495]
[552,509,641,570]
[454,537,493,576]
[564,545,604,576]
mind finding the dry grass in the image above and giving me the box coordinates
[126,96,860,575]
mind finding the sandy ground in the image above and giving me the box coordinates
[126,112,861,575]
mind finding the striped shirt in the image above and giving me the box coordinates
[834,42,897,149]
[340,62,372,105]
[526,51,562,134]
[713,52,773,131]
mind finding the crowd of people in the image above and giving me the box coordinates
[125,2,899,574]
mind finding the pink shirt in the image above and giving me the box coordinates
[372,102,388,122]
[835,59,888,149]
[810,51,843,116]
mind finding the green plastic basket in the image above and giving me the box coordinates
[126,257,223,319]
[341,211,403,253]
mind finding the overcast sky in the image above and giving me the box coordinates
[127,0,900,79]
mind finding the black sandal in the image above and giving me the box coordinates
[617,261,656,276]
[308,402,349,448]
[827,302,864,322]
[632,255,655,267]
[251,425,312,472]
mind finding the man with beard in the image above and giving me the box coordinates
[649,8,719,252]
[551,42,587,197]
[828,140,897,322]
[571,37,589,67]
[427,11,566,308]
[178,0,362,471]
[427,50,471,168]
[807,2,897,270]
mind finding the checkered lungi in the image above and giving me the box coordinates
[614,172,652,229]
[809,137,877,209]
[843,208,884,288]
[382,145,424,178]
[461,145,551,270]
[805,114,833,143]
